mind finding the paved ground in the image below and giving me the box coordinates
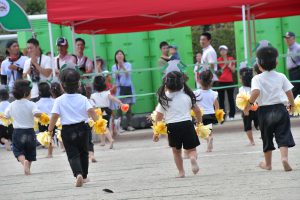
[0,118,300,200]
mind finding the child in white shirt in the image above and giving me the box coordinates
[244,46,295,171]
[0,89,12,151]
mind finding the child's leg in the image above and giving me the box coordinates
[172,148,185,178]
[186,148,199,175]
[17,155,30,175]
[279,147,292,171]
[59,141,65,151]
[105,129,114,149]
[47,144,53,158]
[259,151,272,170]
[1,137,11,151]
[100,134,106,146]
[246,130,255,146]
[207,133,213,152]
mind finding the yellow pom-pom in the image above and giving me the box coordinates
[56,118,62,130]
[236,92,250,110]
[191,110,195,117]
[88,119,95,127]
[293,95,300,116]
[34,118,39,131]
[191,108,204,118]
[93,118,108,135]
[55,130,62,142]
[0,113,12,127]
[95,108,103,118]
[152,121,167,135]
[39,113,50,126]
[36,131,52,147]
[195,123,212,139]
[215,109,225,123]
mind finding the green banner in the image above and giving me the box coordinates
[0,0,31,32]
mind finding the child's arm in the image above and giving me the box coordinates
[153,111,164,142]
[48,113,59,133]
[244,89,260,116]
[214,98,220,111]
[192,104,202,124]
[88,108,98,122]
[108,94,122,107]
[286,90,295,114]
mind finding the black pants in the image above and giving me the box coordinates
[61,122,89,179]
[289,66,300,97]
[0,125,13,144]
[216,82,236,118]
[86,125,94,152]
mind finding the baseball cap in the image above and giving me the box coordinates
[169,45,177,49]
[102,70,110,77]
[283,32,296,38]
[56,37,68,46]
[219,45,228,50]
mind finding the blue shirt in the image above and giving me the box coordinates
[286,42,300,70]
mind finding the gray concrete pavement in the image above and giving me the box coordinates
[1,119,300,200]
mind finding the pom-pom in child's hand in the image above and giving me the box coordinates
[94,108,103,118]
[292,95,300,116]
[39,113,50,126]
[250,103,258,111]
[215,109,225,123]
[236,93,250,110]
[93,118,108,135]
[152,121,167,135]
[0,113,12,127]
[56,118,62,130]
[121,104,129,113]
[195,123,212,139]
[36,131,52,147]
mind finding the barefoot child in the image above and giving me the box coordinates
[194,70,219,152]
[154,71,202,178]
[239,68,258,146]
[91,75,124,149]
[0,89,13,151]
[244,46,295,171]
[48,68,98,187]
[4,80,42,175]
[36,82,54,157]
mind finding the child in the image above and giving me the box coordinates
[194,70,219,152]
[194,52,202,89]
[239,68,259,146]
[48,68,98,187]
[4,80,42,175]
[169,45,180,60]
[0,89,13,151]
[154,71,202,178]
[244,46,295,171]
[36,82,54,157]
[91,75,123,149]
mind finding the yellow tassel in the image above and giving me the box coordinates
[93,118,108,135]
[36,131,52,147]
[39,113,50,126]
[34,118,39,131]
[55,130,62,142]
[56,118,62,130]
[0,113,12,127]
[88,119,95,127]
[236,92,250,110]
[95,108,103,118]
[195,123,212,139]
[294,95,300,116]
[215,109,225,123]
[191,108,204,118]
[152,121,168,136]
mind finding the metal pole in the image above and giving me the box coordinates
[247,5,252,59]
[242,5,248,63]
[71,22,76,54]
[48,22,56,77]
[252,14,257,49]
[91,34,98,74]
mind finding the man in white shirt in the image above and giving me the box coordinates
[23,38,52,101]
[75,38,94,74]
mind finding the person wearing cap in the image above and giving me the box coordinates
[75,38,94,74]
[284,31,300,97]
[216,45,236,120]
[54,37,77,76]
[169,45,180,60]
[1,40,28,97]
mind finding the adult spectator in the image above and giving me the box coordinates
[217,45,236,120]
[194,52,202,88]
[284,31,300,97]
[23,38,52,102]
[158,41,170,68]
[112,50,135,132]
[75,38,94,74]
[1,40,27,96]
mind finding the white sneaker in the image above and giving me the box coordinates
[127,126,135,131]
[229,117,234,121]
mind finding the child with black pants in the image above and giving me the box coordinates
[48,69,98,187]
[244,47,295,171]
[154,71,202,178]
[0,89,13,151]
[239,68,259,146]
[3,80,42,175]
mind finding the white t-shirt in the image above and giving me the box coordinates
[239,86,251,96]
[0,101,10,126]
[23,55,52,98]
[91,91,111,108]
[36,98,54,116]
[5,99,40,129]
[156,90,192,124]
[54,54,77,70]
[194,89,218,114]
[202,45,218,71]
[251,71,293,106]
[1,56,28,93]
[51,93,93,125]
[77,55,94,73]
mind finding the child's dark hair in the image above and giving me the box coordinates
[93,75,107,92]
[239,68,253,87]
[256,46,278,71]
[253,63,262,75]
[38,82,51,98]
[13,80,31,100]
[157,71,196,110]
[78,84,87,96]
[50,82,63,98]
[199,70,213,89]
[59,68,80,94]
[0,89,9,101]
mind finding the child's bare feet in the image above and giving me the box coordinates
[83,178,90,183]
[5,141,11,151]
[258,162,272,170]
[176,171,185,178]
[46,155,53,158]
[247,142,255,146]
[109,141,114,149]
[100,143,105,146]
[75,174,83,187]
[24,160,30,175]
[190,158,199,175]
[282,160,292,172]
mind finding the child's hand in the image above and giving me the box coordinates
[288,105,295,115]
[243,108,249,116]
[153,134,160,142]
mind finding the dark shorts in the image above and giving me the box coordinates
[242,111,259,132]
[202,114,218,125]
[167,120,200,150]
[0,124,13,144]
[86,125,94,152]
[12,128,37,161]
[258,104,295,152]
[101,107,112,127]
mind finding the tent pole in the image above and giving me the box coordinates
[247,5,252,59]
[252,14,257,49]
[242,5,248,63]
[71,22,76,54]
[91,34,98,74]
[48,22,56,78]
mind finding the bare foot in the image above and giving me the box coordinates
[190,158,199,175]
[282,160,292,172]
[24,160,30,175]
[75,175,83,187]
[83,178,90,183]
[258,162,272,170]
[46,155,53,158]
[5,141,11,151]
[109,141,114,149]
[100,143,105,146]
[176,171,185,178]
[247,142,255,146]
[207,137,213,152]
